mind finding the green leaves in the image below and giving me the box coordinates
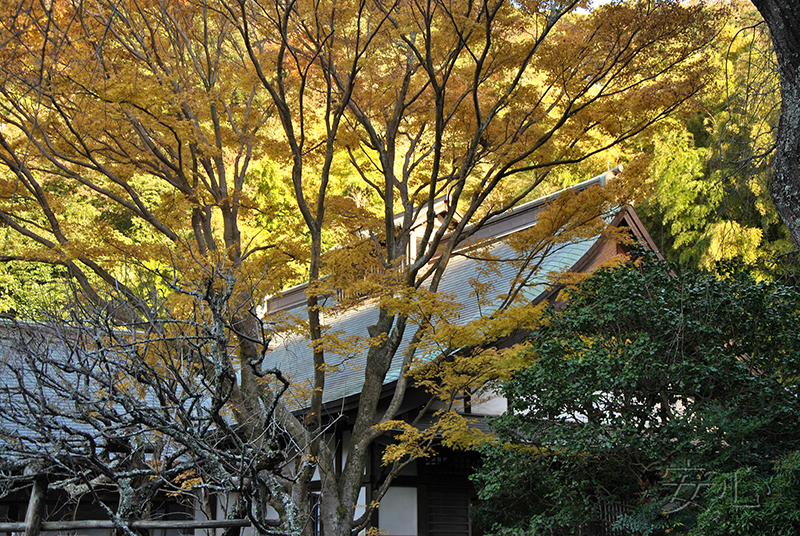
[636,4,791,272]
[474,255,800,535]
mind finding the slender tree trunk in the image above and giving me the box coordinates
[752,0,800,245]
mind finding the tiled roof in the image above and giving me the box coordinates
[263,173,616,406]
[0,322,188,462]
[0,323,92,462]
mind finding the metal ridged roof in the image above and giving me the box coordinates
[264,186,605,406]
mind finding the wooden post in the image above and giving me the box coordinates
[24,477,46,536]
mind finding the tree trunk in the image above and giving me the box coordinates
[752,0,800,245]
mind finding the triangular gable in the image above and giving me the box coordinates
[568,203,662,277]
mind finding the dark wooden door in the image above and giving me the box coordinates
[424,485,470,536]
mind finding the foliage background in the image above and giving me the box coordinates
[634,1,794,276]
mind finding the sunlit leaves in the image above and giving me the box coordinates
[0,0,727,533]
[401,179,633,437]
[636,3,791,272]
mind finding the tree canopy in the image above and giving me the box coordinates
[635,2,794,273]
[473,254,800,535]
[0,1,722,535]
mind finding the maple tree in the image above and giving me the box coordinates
[0,1,720,535]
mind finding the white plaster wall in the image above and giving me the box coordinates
[341,430,350,470]
[378,487,417,536]
[355,486,367,523]
[470,389,507,415]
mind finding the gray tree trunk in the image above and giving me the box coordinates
[752,0,800,245]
